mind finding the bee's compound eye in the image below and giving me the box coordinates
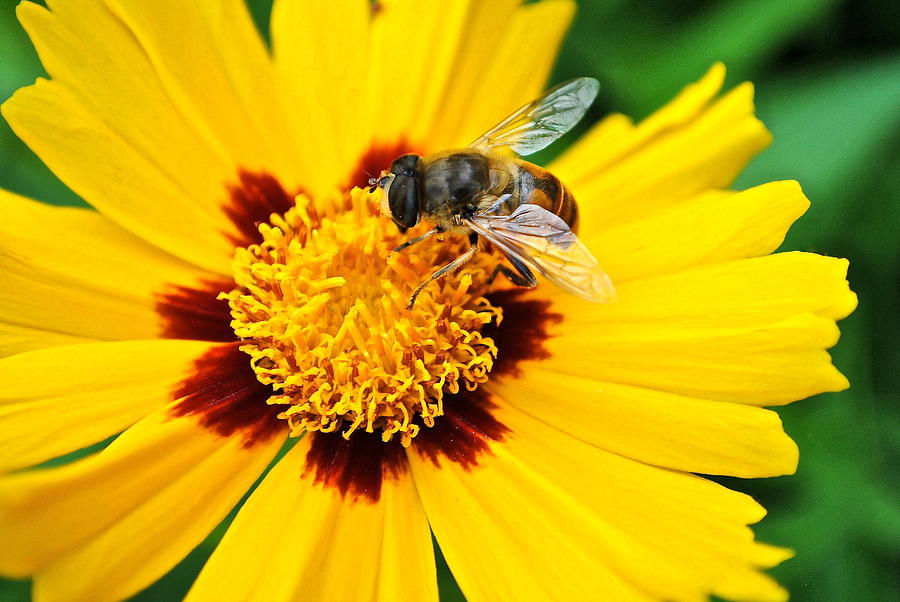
[387,173,420,229]
[390,154,420,176]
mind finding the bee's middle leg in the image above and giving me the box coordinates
[487,255,538,288]
[405,245,478,310]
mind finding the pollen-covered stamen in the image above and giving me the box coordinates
[221,188,503,446]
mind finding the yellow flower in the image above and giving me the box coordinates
[0,1,855,601]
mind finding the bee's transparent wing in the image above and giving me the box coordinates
[469,78,599,157]
[467,204,616,302]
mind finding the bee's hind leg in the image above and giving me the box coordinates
[405,245,478,310]
[488,255,538,288]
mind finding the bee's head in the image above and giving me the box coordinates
[374,154,422,230]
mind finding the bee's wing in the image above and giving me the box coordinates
[468,77,599,157]
[467,204,616,303]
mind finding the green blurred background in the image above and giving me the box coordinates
[0,0,897,600]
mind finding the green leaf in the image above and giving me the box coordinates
[557,0,841,116]
[737,53,900,225]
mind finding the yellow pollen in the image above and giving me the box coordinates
[221,188,503,446]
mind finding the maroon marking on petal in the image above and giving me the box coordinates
[158,170,298,341]
[483,289,563,377]
[412,386,509,470]
[159,171,300,445]
[348,141,417,190]
[223,170,298,247]
[411,289,560,469]
[170,342,283,448]
[156,279,236,342]
[370,1,384,16]
[304,431,408,503]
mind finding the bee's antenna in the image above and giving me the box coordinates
[368,174,392,194]
[362,169,378,192]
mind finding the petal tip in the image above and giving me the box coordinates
[708,61,728,85]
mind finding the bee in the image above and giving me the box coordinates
[370,78,616,310]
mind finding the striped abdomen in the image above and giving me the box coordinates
[499,160,579,231]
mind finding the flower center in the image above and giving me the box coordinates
[221,188,503,446]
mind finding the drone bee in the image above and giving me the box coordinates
[370,77,616,310]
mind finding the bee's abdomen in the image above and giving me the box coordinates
[510,162,579,230]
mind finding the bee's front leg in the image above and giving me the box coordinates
[391,227,442,254]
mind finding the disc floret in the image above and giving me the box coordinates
[221,189,503,446]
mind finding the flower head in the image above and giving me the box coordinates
[0,1,854,601]
[222,190,504,446]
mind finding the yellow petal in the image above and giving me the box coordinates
[569,251,857,326]
[490,374,798,477]
[32,424,281,602]
[366,0,572,153]
[0,339,214,474]
[272,0,369,195]
[3,1,261,272]
[367,0,516,150]
[409,397,789,602]
[554,63,726,182]
[0,189,213,355]
[0,324,87,359]
[541,313,848,405]
[0,403,282,588]
[187,435,437,602]
[533,251,855,406]
[106,0,305,189]
[577,180,808,282]
[3,79,233,273]
[552,63,772,230]
[424,0,575,149]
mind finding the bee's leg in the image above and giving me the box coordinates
[487,255,538,288]
[406,245,478,310]
[392,227,441,254]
